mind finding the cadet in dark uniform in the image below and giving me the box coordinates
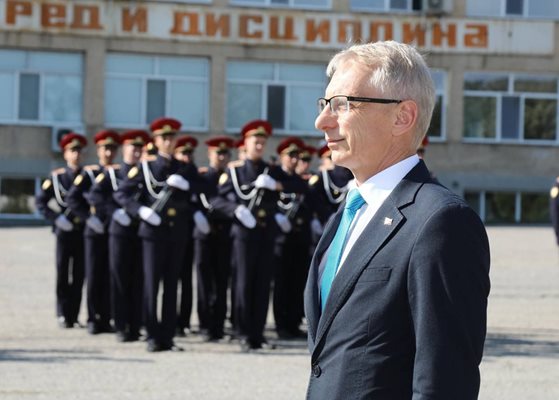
[114,117,204,352]
[194,136,235,341]
[36,133,87,328]
[212,120,306,351]
[173,135,199,337]
[295,144,317,180]
[89,130,150,342]
[272,137,312,339]
[67,130,120,335]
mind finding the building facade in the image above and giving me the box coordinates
[0,0,558,224]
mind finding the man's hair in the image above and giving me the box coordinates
[326,41,436,148]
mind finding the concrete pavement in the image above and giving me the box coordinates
[0,226,558,399]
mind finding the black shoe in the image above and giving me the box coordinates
[277,329,295,340]
[87,322,100,335]
[160,342,184,352]
[175,328,187,338]
[147,340,163,352]
[57,317,75,329]
[203,333,221,343]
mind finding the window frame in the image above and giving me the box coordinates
[104,53,210,131]
[0,50,83,126]
[230,0,332,11]
[463,72,559,145]
[427,69,447,143]
[225,60,326,136]
[0,176,43,220]
[466,0,559,20]
[350,0,422,13]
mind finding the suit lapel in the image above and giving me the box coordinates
[311,161,432,355]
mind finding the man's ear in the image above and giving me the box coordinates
[393,100,418,137]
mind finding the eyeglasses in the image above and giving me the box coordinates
[317,95,402,115]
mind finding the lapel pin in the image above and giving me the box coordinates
[383,217,393,226]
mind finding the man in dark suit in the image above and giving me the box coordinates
[304,41,490,400]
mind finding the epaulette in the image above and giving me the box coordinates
[95,173,105,183]
[218,172,228,186]
[309,174,320,186]
[51,167,65,176]
[128,166,139,179]
[227,160,245,168]
[551,186,559,199]
[84,164,100,171]
[198,166,209,174]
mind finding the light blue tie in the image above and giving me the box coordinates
[320,189,366,312]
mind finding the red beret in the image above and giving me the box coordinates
[150,117,181,136]
[241,119,272,139]
[235,138,245,149]
[276,137,305,155]
[317,144,332,159]
[121,130,150,146]
[94,130,120,147]
[175,135,198,153]
[299,145,317,160]
[205,135,235,150]
[60,132,87,151]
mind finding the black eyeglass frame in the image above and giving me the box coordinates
[318,95,402,114]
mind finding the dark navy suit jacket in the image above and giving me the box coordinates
[304,161,490,400]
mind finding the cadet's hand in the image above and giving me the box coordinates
[55,214,73,232]
[86,215,105,234]
[138,206,161,226]
[311,218,323,236]
[274,213,292,233]
[193,210,210,234]
[112,208,131,227]
[234,205,256,229]
[254,174,277,191]
[166,174,190,191]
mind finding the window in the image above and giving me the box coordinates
[105,54,209,130]
[0,177,40,218]
[0,50,83,125]
[231,0,330,9]
[427,69,446,140]
[463,73,558,143]
[351,0,422,12]
[467,0,559,19]
[226,61,326,135]
[464,190,549,224]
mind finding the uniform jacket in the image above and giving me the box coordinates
[114,154,205,242]
[88,163,137,238]
[304,161,491,400]
[36,166,84,235]
[66,164,104,237]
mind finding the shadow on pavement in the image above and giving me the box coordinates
[0,348,152,364]
[483,328,559,359]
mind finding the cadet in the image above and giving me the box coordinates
[36,133,87,328]
[173,135,199,336]
[308,145,353,224]
[89,130,150,342]
[272,137,311,339]
[194,136,235,341]
[212,120,306,351]
[66,130,119,335]
[114,117,204,352]
[295,144,317,179]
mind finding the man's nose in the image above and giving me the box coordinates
[315,107,337,131]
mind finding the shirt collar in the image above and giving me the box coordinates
[356,155,420,205]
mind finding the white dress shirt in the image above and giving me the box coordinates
[329,155,420,275]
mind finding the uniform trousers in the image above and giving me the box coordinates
[109,233,143,335]
[142,238,184,347]
[233,223,276,345]
[85,234,111,326]
[195,223,232,337]
[55,230,85,323]
[177,227,194,331]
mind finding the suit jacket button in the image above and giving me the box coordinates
[312,364,321,377]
